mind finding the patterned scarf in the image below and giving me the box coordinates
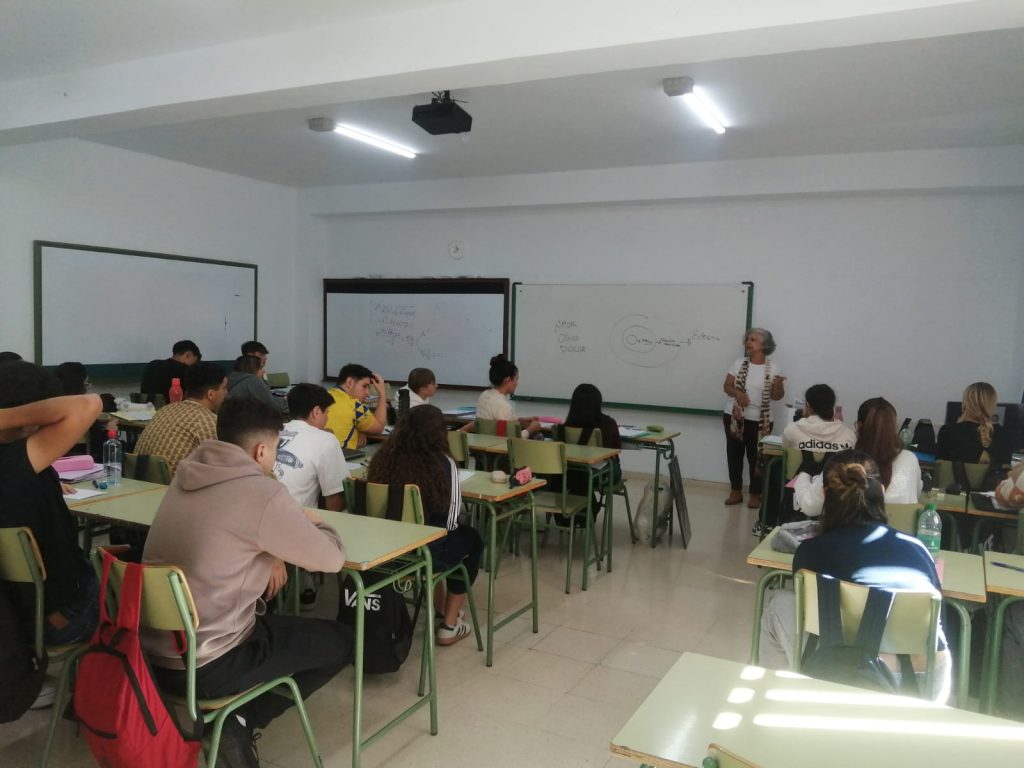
[730,358,774,440]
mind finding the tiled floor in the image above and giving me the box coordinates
[0,476,764,767]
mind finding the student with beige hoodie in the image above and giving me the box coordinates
[143,397,349,768]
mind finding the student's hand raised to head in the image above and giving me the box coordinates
[370,373,386,395]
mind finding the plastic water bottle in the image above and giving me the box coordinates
[168,377,183,404]
[103,429,122,487]
[916,502,941,558]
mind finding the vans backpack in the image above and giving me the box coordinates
[0,584,47,723]
[74,549,201,768]
[337,482,419,674]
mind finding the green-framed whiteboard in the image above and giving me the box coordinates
[511,282,753,413]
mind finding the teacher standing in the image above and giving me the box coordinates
[722,328,785,510]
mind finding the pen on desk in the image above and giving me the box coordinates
[991,561,1024,575]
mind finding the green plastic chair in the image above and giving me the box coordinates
[794,568,941,699]
[0,527,91,768]
[91,546,325,768]
[886,503,921,535]
[932,459,989,492]
[124,452,172,485]
[446,430,471,469]
[507,437,593,593]
[266,372,290,389]
[474,418,522,437]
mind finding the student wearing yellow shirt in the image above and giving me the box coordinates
[325,363,387,449]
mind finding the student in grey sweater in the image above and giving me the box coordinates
[227,354,287,414]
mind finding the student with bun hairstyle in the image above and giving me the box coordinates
[761,450,952,702]
[793,397,921,517]
[937,382,1011,466]
[472,354,541,436]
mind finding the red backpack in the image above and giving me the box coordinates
[74,550,201,768]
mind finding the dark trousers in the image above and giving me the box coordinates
[430,525,483,595]
[723,415,769,494]
[154,614,353,729]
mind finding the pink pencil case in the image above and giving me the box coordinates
[537,416,563,424]
[53,455,96,473]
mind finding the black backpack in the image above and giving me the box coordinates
[800,573,918,696]
[0,584,47,723]
[336,482,419,674]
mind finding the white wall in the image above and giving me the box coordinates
[0,139,301,375]
[314,169,1024,483]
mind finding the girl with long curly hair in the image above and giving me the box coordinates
[367,405,482,646]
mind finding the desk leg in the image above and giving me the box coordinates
[945,599,974,710]
[980,594,1024,714]
[421,548,438,735]
[650,448,663,548]
[350,571,367,768]
[604,464,615,573]
[486,501,499,667]
[749,569,787,665]
[483,494,539,666]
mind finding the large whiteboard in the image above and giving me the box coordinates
[512,283,752,412]
[323,279,508,386]
[35,242,256,367]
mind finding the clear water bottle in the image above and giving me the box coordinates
[916,502,941,558]
[168,377,183,404]
[103,429,122,487]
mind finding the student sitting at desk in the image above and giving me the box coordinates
[139,339,201,403]
[241,340,269,372]
[793,397,921,517]
[392,367,437,414]
[466,353,541,436]
[325,363,387,450]
[135,362,227,476]
[275,383,350,608]
[0,361,103,648]
[368,405,482,647]
[144,397,351,767]
[227,354,287,414]
[564,382,623,487]
[937,381,1012,466]
[782,384,856,452]
[760,450,952,702]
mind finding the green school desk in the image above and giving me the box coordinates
[980,550,1024,715]
[610,652,1024,768]
[621,430,682,548]
[459,471,546,666]
[745,529,985,709]
[67,478,166,551]
[69,491,446,768]
[467,435,621,590]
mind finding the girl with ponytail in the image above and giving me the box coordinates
[937,382,1011,465]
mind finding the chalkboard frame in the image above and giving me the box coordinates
[322,277,510,385]
[509,281,755,415]
[33,240,257,381]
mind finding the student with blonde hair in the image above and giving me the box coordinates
[937,382,1011,465]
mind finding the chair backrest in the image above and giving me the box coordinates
[932,459,989,492]
[132,392,166,408]
[551,424,601,447]
[266,372,290,389]
[475,418,522,438]
[886,503,921,535]
[794,568,940,660]
[446,430,470,467]
[703,744,760,768]
[507,437,567,477]
[784,448,829,480]
[0,527,47,655]
[124,452,172,485]
[342,479,424,524]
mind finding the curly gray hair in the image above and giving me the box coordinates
[744,327,776,356]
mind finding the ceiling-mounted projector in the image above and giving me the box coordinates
[412,91,472,135]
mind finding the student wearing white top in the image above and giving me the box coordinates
[275,383,350,608]
[722,328,785,509]
[793,396,922,516]
[465,353,541,436]
[392,367,437,415]
[782,384,857,452]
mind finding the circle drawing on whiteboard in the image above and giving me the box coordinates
[610,314,683,368]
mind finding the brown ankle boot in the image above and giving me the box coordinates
[724,490,743,505]
[747,494,762,509]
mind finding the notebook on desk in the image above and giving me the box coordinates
[343,448,365,461]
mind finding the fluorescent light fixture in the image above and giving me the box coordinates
[307,117,416,159]
[663,76,728,134]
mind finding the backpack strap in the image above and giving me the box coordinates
[852,586,894,659]
[496,420,508,437]
[384,484,405,522]
[115,562,145,633]
[134,454,150,481]
[815,574,845,649]
[351,480,369,517]
[952,460,973,492]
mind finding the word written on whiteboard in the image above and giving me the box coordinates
[552,319,586,353]
[610,314,721,368]
[370,302,443,361]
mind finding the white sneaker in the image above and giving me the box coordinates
[30,684,56,710]
[437,619,472,646]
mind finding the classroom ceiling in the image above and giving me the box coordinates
[3,2,1024,189]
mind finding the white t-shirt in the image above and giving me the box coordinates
[793,449,923,517]
[724,357,782,421]
[476,387,516,421]
[274,419,349,509]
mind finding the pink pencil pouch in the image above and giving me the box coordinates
[53,455,96,473]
